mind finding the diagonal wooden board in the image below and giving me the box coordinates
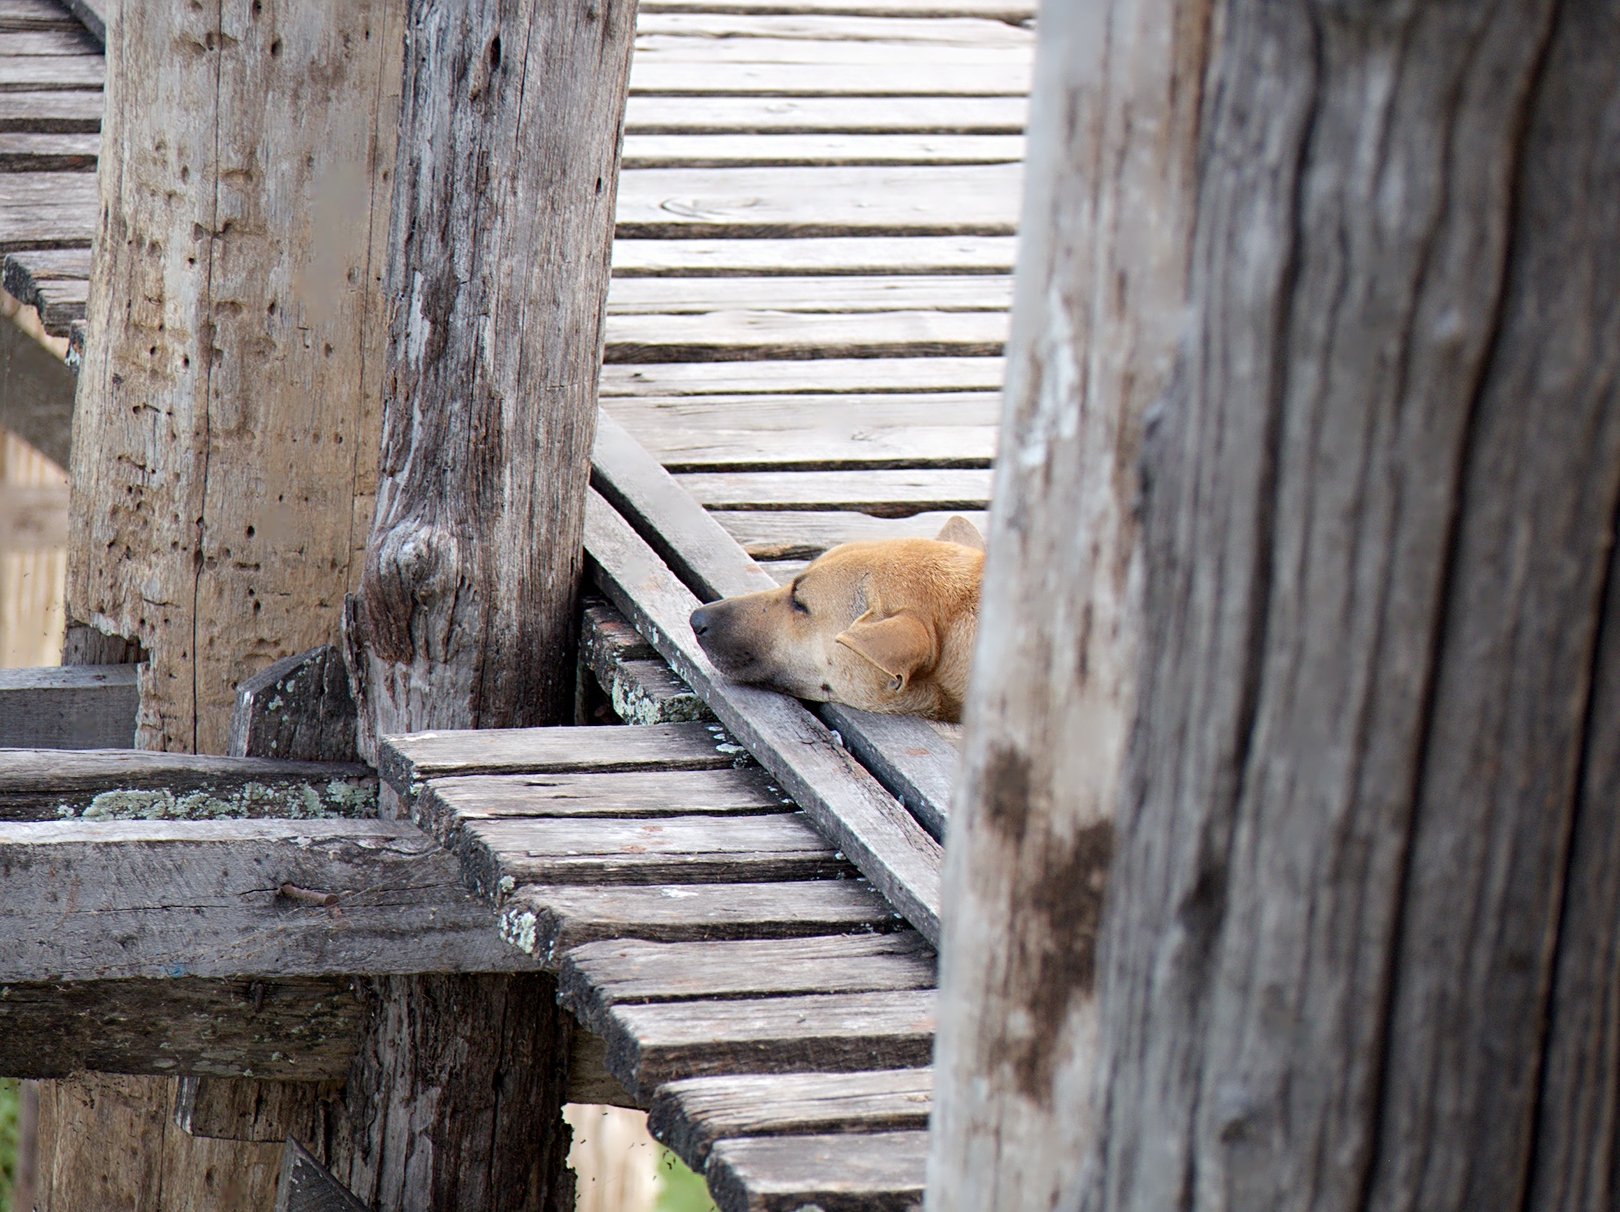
[590,410,961,841]
[583,488,943,944]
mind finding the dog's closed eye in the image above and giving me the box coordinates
[789,580,810,615]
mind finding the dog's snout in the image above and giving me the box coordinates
[690,603,715,637]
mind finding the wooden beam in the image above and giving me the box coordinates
[583,491,944,944]
[705,1130,927,1212]
[0,747,375,822]
[228,645,359,763]
[591,411,960,839]
[0,664,136,750]
[0,818,536,982]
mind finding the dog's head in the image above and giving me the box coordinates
[689,518,983,720]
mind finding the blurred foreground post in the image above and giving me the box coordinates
[933,0,1620,1209]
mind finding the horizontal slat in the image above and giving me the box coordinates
[0,818,538,981]
[0,128,95,169]
[649,1068,933,1168]
[630,59,1029,95]
[706,1130,928,1212]
[616,163,1021,238]
[675,467,992,514]
[498,880,905,966]
[0,27,97,54]
[600,356,1005,395]
[0,746,375,821]
[459,811,851,891]
[0,170,94,248]
[560,933,935,1030]
[0,664,136,749]
[379,719,748,791]
[715,507,989,559]
[621,131,1023,167]
[622,94,1026,134]
[418,767,792,827]
[0,54,102,90]
[613,235,1016,276]
[606,274,1012,313]
[603,988,936,1100]
[605,308,1007,362]
[632,12,1034,44]
[0,87,99,131]
[604,393,1000,471]
[637,0,1033,19]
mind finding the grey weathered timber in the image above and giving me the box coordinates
[649,1068,933,1169]
[416,767,790,834]
[620,132,1025,169]
[628,58,1028,99]
[706,1130,928,1212]
[175,1076,343,1143]
[619,94,1026,134]
[607,275,1013,314]
[276,1137,368,1212]
[380,719,747,793]
[602,989,935,1102]
[499,879,904,967]
[612,163,1017,239]
[347,0,636,760]
[0,978,360,1080]
[0,130,97,170]
[925,0,1200,1203]
[637,0,1031,18]
[0,297,73,465]
[716,509,989,561]
[58,0,108,45]
[0,818,537,980]
[591,411,960,837]
[585,491,945,944]
[610,234,1017,276]
[559,933,936,1032]
[600,355,1005,396]
[69,0,403,754]
[0,663,135,749]
[579,594,713,725]
[673,467,992,514]
[457,811,853,894]
[0,747,375,821]
[229,646,359,763]
[1065,1,1620,1211]
[606,308,1007,361]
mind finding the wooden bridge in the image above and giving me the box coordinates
[0,0,1030,1208]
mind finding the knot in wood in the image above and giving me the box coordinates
[376,519,462,607]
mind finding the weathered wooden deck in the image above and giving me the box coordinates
[0,0,1031,1206]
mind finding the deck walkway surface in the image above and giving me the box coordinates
[0,0,1030,1207]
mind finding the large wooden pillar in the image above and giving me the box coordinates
[933,0,1620,1209]
[335,1,637,1208]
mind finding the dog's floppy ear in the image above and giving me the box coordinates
[835,609,936,691]
[935,514,984,551]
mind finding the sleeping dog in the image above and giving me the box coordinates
[688,517,983,722]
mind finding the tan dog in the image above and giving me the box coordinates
[689,517,984,722]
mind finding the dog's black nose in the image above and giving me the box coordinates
[690,604,714,637]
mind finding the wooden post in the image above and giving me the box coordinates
[346,0,635,755]
[922,0,1204,1206]
[933,0,1620,1209]
[336,1,637,1208]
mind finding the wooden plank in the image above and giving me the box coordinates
[0,55,101,90]
[2,245,90,330]
[604,309,1007,362]
[0,818,537,980]
[57,0,107,44]
[418,767,792,826]
[615,164,1021,238]
[648,1068,932,1168]
[606,274,1013,313]
[0,1,81,35]
[621,132,1023,168]
[622,94,1026,134]
[559,933,936,1031]
[600,356,1005,395]
[637,0,1033,21]
[459,811,851,892]
[498,879,903,966]
[174,1075,342,1142]
[0,129,96,169]
[591,412,963,842]
[633,12,1035,41]
[705,1130,927,1212]
[715,508,989,560]
[612,235,1017,276]
[0,663,136,749]
[601,989,935,1101]
[0,171,93,250]
[0,977,360,1080]
[228,645,358,763]
[0,88,100,131]
[0,747,375,821]
[275,1137,368,1212]
[629,60,1028,97]
[379,720,749,793]
[604,393,999,471]
[673,468,992,514]
[579,594,713,725]
[0,28,97,54]
[585,491,944,943]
